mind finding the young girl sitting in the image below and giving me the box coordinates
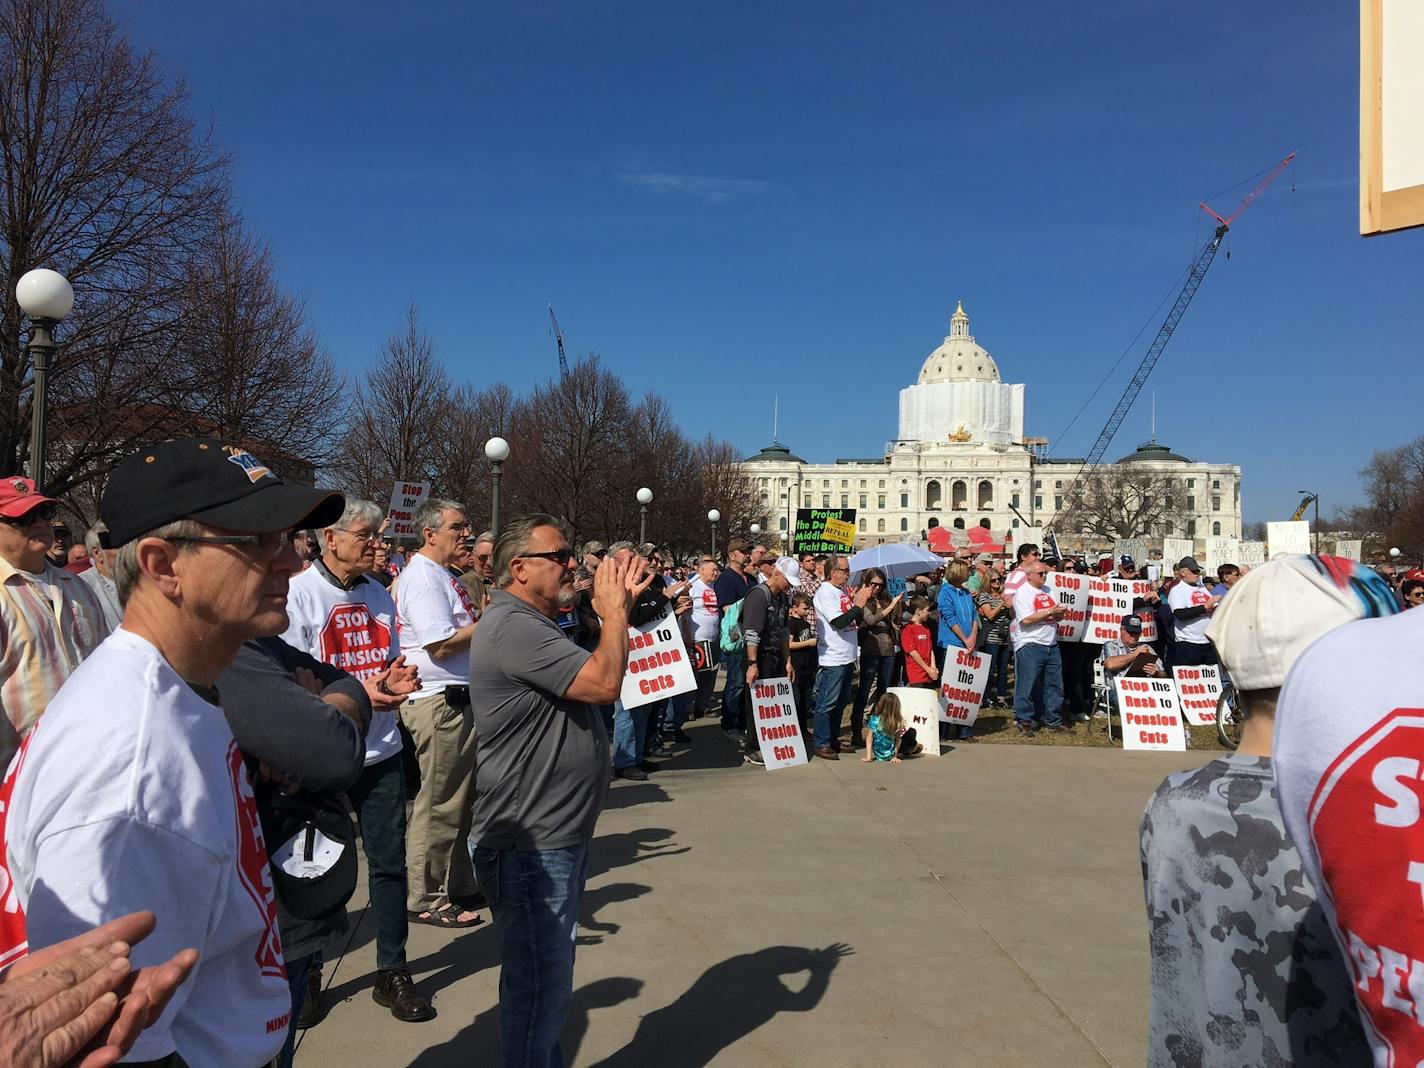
[861,692,925,764]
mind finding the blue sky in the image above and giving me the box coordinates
[115,1,1420,523]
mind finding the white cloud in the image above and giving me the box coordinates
[617,172,777,204]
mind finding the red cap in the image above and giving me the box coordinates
[0,476,56,518]
[1404,568,1424,583]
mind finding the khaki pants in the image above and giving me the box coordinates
[402,691,479,913]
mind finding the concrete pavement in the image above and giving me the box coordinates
[296,722,1212,1067]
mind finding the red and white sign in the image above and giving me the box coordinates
[1307,708,1424,1064]
[939,647,989,727]
[317,603,393,680]
[1115,676,1186,751]
[886,687,939,757]
[750,677,809,771]
[1088,578,1157,643]
[1048,572,1089,642]
[226,741,285,980]
[386,481,431,540]
[620,608,696,710]
[1173,665,1222,726]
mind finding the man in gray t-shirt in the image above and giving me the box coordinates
[467,513,649,1068]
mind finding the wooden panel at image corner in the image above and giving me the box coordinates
[1361,0,1424,235]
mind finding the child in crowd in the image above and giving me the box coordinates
[788,591,818,732]
[861,692,924,764]
[901,596,938,688]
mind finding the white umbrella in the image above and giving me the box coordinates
[847,543,945,583]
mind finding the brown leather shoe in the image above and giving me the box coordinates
[815,745,840,760]
[372,967,436,1022]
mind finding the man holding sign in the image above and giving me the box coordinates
[606,541,680,781]
[1010,562,1070,736]
[469,514,651,1068]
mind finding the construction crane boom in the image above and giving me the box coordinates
[548,304,569,378]
[1290,493,1316,522]
[1048,152,1295,533]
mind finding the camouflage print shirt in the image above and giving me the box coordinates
[1139,754,1371,1067]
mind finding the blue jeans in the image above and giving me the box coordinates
[345,753,408,968]
[1014,643,1064,727]
[667,689,694,732]
[612,699,653,770]
[472,843,590,1068]
[812,662,856,749]
[277,953,313,1068]
[983,643,1011,702]
[851,650,895,740]
[720,646,747,732]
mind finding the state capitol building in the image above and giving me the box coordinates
[742,303,1242,552]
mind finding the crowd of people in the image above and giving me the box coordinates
[1,438,1422,1067]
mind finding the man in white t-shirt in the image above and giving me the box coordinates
[394,497,482,928]
[687,555,721,717]
[810,555,873,760]
[0,436,346,1066]
[1166,556,1221,669]
[284,497,432,1024]
[1010,561,1070,736]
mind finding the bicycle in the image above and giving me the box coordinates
[1215,681,1243,750]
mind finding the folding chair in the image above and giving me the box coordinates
[1091,656,1115,743]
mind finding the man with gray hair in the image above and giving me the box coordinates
[605,540,672,781]
[469,513,650,1068]
[283,497,432,1022]
[79,521,122,629]
[394,497,482,928]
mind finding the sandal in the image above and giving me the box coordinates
[408,906,483,929]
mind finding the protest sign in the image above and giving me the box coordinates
[1334,539,1362,561]
[1173,665,1222,726]
[386,480,430,539]
[939,647,989,727]
[792,509,857,553]
[1015,527,1045,553]
[886,576,907,598]
[1114,538,1148,567]
[1048,571,1089,641]
[1163,538,1194,566]
[750,677,809,770]
[1267,521,1311,559]
[1085,576,1118,642]
[1115,676,1187,751]
[1237,541,1267,568]
[620,608,696,710]
[886,687,940,757]
[1127,579,1158,643]
[1204,536,1240,571]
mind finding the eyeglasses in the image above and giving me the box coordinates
[520,548,575,565]
[166,530,291,556]
[867,581,884,588]
[337,528,382,543]
[589,549,608,559]
[0,501,59,527]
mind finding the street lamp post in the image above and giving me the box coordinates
[637,487,653,544]
[1298,489,1320,553]
[750,523,760,536]
[707,509,720,558]
[485,436,510,537]
[15,269,75,491]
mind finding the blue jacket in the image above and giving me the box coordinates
[937,583,977,648]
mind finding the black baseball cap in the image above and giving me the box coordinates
[101,438,344,548]
[1121,614,1143,636]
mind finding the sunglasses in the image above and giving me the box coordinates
[0,501,59,527]
[867,581,884,588]
[521,548,575,565]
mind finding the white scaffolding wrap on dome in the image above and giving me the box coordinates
[898,380,1024,446]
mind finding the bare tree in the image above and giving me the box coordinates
[1056,465,1191,540]
[433,381,515,523]
[0,0,229,492]
[333,303,450,498]
[1349,435,1424,557]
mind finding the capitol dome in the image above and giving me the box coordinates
[917,302,1001,384]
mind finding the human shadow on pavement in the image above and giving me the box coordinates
[320,917,499,1006]
[586,827,689,880]
[578,881,653,944]
[601,779,672,810]
[588,942,854,1067]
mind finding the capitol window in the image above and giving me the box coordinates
[822,479,830,488]
[977,479,993,509]
[1212,479,1220,489]
[1187,496,1195,510]
[858,518,866,531]
[951,480,967,510]
[822,494,830,508]
[925,480,943,509]
[1187,479,1196,489]
[1212,521,1221,535]
[841,495,848,508]
[900,492,909,508]
[1011,492,1020,508]
[859,494,867,508]
[877,518,885,533]
[879,480,885,488]
[1034,495,1042,509]
[840,479,847,488]
[779,516,787,531]
[1012,518,1020,528]
[1212,496,1220,511]
[900,518,908,531]
[878,494,886,509]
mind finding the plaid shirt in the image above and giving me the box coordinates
[0,556,111,768]
[1098,638,1163,677]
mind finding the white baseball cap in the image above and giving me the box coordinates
[1206,554,1399,691]
[775,556,802,584]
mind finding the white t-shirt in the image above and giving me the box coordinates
[284,564,402,765]
[0,629,288,1066]
[1167,578,1214,644]
[1011,581,1059,651]
[813,582,858,667]
[1273,609,1424,1068]
[689,577,720,642]
[1002,565,1030,600]
[395,552,476,698]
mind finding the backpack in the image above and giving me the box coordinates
[720,597,746,653]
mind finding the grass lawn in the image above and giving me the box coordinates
[967,705,1225,750]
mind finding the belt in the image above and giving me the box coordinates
[444,685,470,707]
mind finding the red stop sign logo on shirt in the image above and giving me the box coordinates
[1309,708,1424,1061]
[318,603,392,680]
[1191,587,1210,607]
[226,742,285,981]
[1033,592,1054,612]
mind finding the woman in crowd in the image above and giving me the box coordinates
[974,572,1011,707]
[937,559,979,741]
[848,567,902,749]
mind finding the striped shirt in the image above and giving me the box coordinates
[0,556,111,769]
